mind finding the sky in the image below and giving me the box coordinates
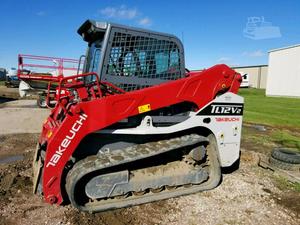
[0,0,299,70]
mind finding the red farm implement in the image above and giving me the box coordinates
[17,54,83,107]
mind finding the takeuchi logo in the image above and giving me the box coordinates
[46,114,88,167]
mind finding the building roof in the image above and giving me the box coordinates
[232,64,268,69]
[190,64,268,72]
[269,44,300,53]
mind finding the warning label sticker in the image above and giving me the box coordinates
[138,104,151,113]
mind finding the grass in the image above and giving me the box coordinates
[0,81,5,86]
[242,127,300,151]
[272,131,300,149]
[274,175,300,192]
[238,88,300,128]
[239,88,300,151]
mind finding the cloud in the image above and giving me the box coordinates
[36,11,46,16]
[138,17,152,26]
[217,57,231,63]
[99,5,138,19]
[216,57,240,66]
[98,5,152,27]
[242,50,265,57]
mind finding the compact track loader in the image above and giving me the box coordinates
[33,20,244,212]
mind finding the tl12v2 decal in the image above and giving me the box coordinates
[197,102,244,116]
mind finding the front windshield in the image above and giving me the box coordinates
[85,40,102,74]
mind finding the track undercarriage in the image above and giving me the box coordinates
[66,134,221,212]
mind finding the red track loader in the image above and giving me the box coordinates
[33,20,243,212]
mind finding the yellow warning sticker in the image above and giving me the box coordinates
[47,130,53,138]
[138,104,151,114]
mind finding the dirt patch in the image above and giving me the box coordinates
[0,133,38,156]
[0,134,37,200]
[273,191,300,216]
[0,86,20,99]
[241,124,276,154]
[64,200,178,225]
[0,134,69,225]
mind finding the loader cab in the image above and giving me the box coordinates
[78,20,185,91]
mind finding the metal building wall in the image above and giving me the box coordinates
[266,45,300,98]
[233,65,268,89]
[260,66,269,89]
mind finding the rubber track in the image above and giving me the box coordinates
[66,134,220,212]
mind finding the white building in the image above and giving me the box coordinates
[232,65,268,89]
[266,44,300,98]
